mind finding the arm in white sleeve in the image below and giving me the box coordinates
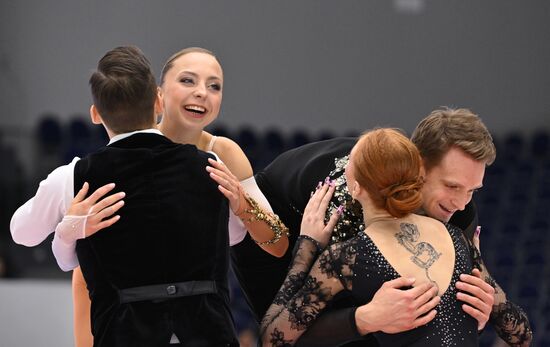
[228,176,275,246]
[207,154,270,247]
[10,158,78,246]
[240,176,273,213]
[206,154,268,209]
[229,210,247,246]
[52,214,88,271]
[52,235,79,271]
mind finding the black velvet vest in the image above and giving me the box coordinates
[74,133,237,347]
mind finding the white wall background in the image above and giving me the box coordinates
[0,280,73,347]
[1,0,549,138]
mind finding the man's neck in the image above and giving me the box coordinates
[157,120,203,146]
[108,128,162,145]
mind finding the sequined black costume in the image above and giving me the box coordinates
[231,137,531,347]
[261,223,479,346]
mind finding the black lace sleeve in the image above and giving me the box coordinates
[295,307,364,347]
[296,235,366,347]
[470,243,533,346]
[260,237,356,346]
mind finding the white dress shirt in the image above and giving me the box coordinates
[11,157,79,247]
[10,128,267,271]
[10,129,162,270]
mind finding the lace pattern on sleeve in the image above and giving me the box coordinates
[260,237,358,346]
[485,268,533,346]
[466,236,532,346]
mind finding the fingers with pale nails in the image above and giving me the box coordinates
[68,182,125,237]
[300,180,341,248]
[206,158,243,213]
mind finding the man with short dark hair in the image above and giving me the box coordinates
[11,46,238,347]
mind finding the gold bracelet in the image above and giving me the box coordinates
[238,194,290,246]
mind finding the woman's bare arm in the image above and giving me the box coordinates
[72,267,93,347]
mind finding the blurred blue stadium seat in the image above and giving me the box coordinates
[235,127,260,169]
[289,130,311,149]
[64,116,93,161]
[501,132,525,160]
[36,114,63,150]
[531,130,549,158]
[263,128,286,154]
[258,129,286,169]
[33,114,64,185]
[317,130,335,142]
[209,124,231,139]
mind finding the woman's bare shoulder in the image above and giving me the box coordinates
[211,136,253,180]
[412,214,448,232]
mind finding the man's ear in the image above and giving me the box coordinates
[418,162,427,184]
[90,105,102,125]
[154,88,163,117]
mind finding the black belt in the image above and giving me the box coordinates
[118,280,217,304]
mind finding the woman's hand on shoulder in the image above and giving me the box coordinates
[206,158,244,214]
[64,182,125,239]
[300,179,343,248]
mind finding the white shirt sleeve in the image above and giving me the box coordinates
[228,210,246,246]
[10,158,78,246]
[52,232,80,271]
[205,153,275,246]
[52,214,88,271]
[241,176,273,213]
[228,176,274,246]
